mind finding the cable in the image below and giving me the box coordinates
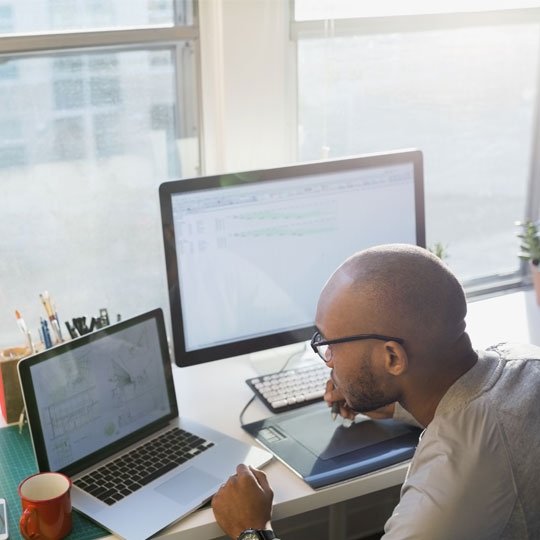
[239,394,257,427]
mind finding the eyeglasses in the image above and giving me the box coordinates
[310,330,405,363]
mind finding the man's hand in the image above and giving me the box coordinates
[324,379,357,420]
[324,379,396,420]
[211,464,274,540]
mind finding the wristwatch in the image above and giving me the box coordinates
[237,529,277,540]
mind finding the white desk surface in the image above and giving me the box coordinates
[465,288,540,349]
[4,289,540,540]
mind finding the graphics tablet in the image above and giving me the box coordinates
[243,401,421,489]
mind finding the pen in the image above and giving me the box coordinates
[15,310,35,354]
[40,292,63,343]
[331,401,340,421]
[19,406,26,434]
[54,311,63,340]
[51,318,63,342]
[40,292,54,319]
[41,318,53,349]
[65,321,78,339]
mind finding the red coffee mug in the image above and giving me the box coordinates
[18,472,72,540]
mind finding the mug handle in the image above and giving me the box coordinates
[20,505,42,540]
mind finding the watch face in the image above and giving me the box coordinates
[239,534,259,540]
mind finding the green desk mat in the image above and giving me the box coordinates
[0,424,108,539]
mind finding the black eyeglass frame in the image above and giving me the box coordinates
[310,331,405,362]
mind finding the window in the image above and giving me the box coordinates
[0,144,26,167]
[54,79,85,109]
[0,59,17,79]
[89,76,121,106]
[7,0,180,34]
[0,5,12,33]
[0,1,199,349]
[54,116,86,159]
[93,112,123,157]
[292,2,540,294]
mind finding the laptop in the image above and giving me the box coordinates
[18,308,272,540]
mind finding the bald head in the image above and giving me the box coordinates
[318,244,468,360]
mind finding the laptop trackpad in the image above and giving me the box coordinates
[155,467,220,504]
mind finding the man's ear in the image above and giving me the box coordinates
[383,341,408,376]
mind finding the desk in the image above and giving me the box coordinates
[2,289,539,540]
[465,289,540,348]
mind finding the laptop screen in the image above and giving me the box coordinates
[19,309,177,474]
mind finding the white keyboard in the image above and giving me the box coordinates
[245,363,330,413]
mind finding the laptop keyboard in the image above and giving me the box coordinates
[245,362,330,413]
[73,427,214,506]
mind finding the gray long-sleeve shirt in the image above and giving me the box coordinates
[384,343,540,539]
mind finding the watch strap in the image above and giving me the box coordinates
[237,529,277,540]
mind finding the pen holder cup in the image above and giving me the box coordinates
[0,346,31,424]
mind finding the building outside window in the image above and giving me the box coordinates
[0,0,199,347]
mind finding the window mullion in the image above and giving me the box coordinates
[291,8,540,40]
[0,25,198,55]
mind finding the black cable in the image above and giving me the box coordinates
[239,394,257,426]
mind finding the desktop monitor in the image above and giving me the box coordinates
[159,149,425,367]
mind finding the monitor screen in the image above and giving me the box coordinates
[159,149,425,367]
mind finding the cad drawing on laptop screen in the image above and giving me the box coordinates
[159,149,425,367]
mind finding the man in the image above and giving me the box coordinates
[212,244,540,539]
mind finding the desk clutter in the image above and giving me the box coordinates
[0,291,119,424]
[0,348,27,426]
[0,424,106,540]
[16,292,116,349]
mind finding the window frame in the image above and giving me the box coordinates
[0,13,201,151]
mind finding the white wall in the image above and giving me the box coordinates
[199,0,295,174]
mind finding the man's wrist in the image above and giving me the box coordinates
[237,528,277,540]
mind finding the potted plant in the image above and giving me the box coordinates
[428,242,449,261]
[517,219,540,304]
